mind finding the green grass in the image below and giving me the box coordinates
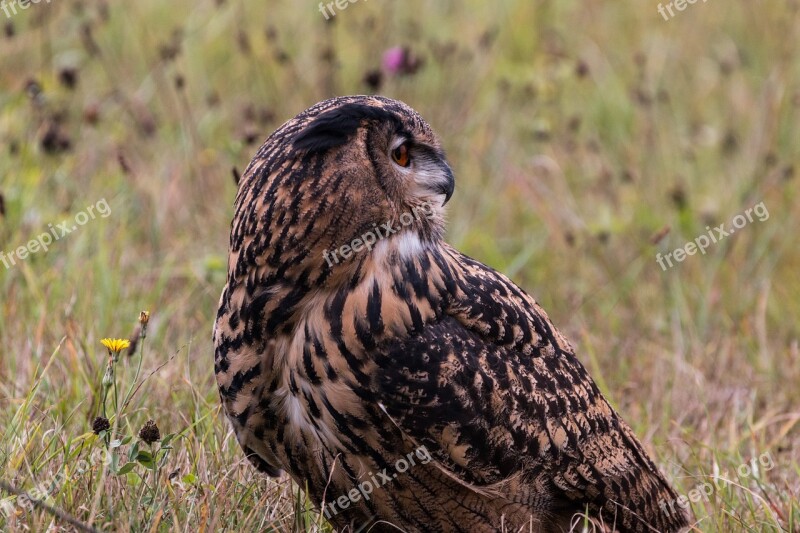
[0,0,798,531]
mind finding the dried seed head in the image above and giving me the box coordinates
[139,419,161,444]
[363,69,383,91]
[92,416,110,435]
[58,67,78,89]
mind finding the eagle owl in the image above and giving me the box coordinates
[213,96,691,532]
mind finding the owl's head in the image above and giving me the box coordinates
[233,96,455,284]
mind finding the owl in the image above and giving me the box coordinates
[213,95,691,532]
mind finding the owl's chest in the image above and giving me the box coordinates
[258,338,368,452]
[257,350,393,507]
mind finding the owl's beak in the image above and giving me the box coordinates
[435,164,455,206]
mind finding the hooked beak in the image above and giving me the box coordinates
[435,164,455,206]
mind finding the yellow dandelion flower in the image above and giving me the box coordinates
[101,338,131,354]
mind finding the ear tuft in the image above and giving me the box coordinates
[292,103,399,153]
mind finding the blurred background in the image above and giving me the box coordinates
[0,0,798,531]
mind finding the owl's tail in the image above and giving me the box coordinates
[552,418,692,533]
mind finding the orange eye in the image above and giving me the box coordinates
[391,143,411,167]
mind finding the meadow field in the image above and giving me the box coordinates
[0,0,798,531]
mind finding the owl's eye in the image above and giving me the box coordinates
[391,143,411,167]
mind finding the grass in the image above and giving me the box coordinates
[0,0,798,531]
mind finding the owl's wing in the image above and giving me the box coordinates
[370,246,685,530]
